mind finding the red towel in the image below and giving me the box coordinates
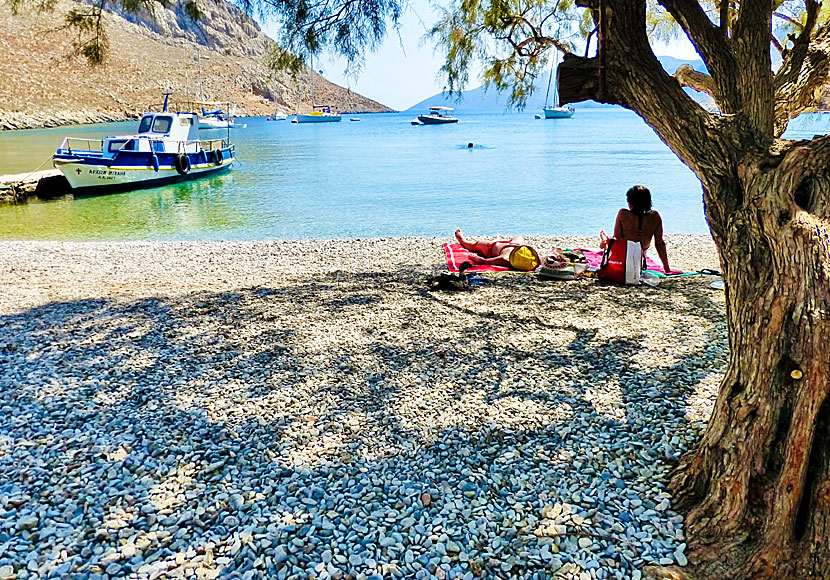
[444,243,509,272]
[575,248,683,275]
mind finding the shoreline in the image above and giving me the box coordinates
[0,235,725,579]
[0,235,720,299]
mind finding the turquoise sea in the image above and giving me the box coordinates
[0,107,733,240]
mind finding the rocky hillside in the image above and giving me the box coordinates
[0,0,393,130]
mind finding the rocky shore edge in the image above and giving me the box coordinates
[0,109,138,132]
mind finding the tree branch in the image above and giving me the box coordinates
[569,0,723,177]
[719,0,729,35]
[773,11,804,31]
[658,0,742,113]
[728,0,775,135]
[674,64,716,98]
[770,33,783,56]
[773,0,826,135]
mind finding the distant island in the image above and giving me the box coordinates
[407,56,712,112]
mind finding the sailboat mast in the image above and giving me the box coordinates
[544,56,554,108]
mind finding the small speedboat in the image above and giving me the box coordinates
[267,110,288,121]
[53,97,235,194]
[417,107,459,125]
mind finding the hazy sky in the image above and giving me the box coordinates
[261,1,701,111]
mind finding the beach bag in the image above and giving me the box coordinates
[508,245,541,271]
[598,239,642,285]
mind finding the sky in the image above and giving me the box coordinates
[260,0,702,111]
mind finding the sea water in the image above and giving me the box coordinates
[0,108,714,241]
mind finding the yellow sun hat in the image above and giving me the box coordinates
[508,245,541,271]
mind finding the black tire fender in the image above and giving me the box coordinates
[174,154,191,175]
[212,149,223,165]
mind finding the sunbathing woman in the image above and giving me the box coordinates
[454,230,540,269]
[600,185,671,273]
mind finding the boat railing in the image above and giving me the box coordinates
[57,137,104,154]
[198,138,228,151]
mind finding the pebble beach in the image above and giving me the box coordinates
[0,235,726,580]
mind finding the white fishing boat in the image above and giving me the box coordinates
[542,53,575,119]
[417,107,459,125]
[294,105,342,123]
[52,94,235,194]
[267,110,288,121]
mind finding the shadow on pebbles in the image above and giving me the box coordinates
[0,236,726,580]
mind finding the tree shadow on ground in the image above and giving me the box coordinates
[0,269,726,580]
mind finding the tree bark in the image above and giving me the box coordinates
[559,3,830,576]
[668,145,830,579]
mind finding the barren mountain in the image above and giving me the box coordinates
[0,0,393,130]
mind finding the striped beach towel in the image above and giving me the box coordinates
[443,243,509,273]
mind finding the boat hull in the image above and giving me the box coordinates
[294,114,342,123]
[53,150,234,194]
[543,107,575,119]
[418,115,458,124]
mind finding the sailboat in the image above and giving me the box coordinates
[543,53,575,119]
[294,55,341,124]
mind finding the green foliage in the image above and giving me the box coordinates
[183,0,200,20]
[772,1,830,51]
[63,4,108,65]
[266,45,305,74]
[8,0,192,66]
[257,0,403,72]
[430,0,581,106]
[645,0,680,44]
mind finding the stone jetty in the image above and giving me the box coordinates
[0,170,70,203]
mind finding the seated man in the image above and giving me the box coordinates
[454,229,540,270]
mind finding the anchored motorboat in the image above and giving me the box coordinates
[52,94,235,194]
[417,107,459,125]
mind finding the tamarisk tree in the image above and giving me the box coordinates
[425,0,830,577]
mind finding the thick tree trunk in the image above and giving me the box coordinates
[669,152,830,579]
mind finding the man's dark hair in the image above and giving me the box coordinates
[626,185,652,215]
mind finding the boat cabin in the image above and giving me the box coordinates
[97,112,201,158]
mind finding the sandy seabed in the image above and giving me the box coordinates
[0,235,727,580]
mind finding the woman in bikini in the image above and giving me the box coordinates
[454,230,535,268]
[600,185,671,273]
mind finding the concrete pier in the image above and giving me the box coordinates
[0,169,70,203]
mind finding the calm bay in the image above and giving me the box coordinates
[0,107,719,240]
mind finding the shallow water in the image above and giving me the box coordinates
[0,108,718,241]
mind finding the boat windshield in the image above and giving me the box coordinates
[137,115,173,134]
[152,116,173,133]
[138,116,154,133]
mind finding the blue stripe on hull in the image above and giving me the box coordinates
[54,150,230,168]
[69,164,233,197]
